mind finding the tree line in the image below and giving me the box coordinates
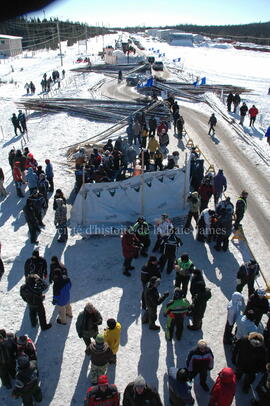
[0,17,111,51]
[122,21,270,45]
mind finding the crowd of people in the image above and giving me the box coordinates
[72,107,183,192]
[1,87,269,406]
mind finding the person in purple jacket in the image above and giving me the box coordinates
[213,169,227,206]
[52,269,72,325]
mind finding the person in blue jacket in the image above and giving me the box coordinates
[45,159,54,192]
[265,126,270,146]
[26,167,38,194]
[168,367,194,405]
[52,269,72,325]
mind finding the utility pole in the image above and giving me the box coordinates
[57,21,63,66]
[85,25,88,54]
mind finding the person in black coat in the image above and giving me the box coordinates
[12,355,42,405]
[141,256,161,310]
[236,259,260,297]
[232,93,241,113]
[208,114,217,136]
[123,375,163,406]
[245,289,269,325]
[227,93,234,112]
[159,228,183,274]
[49,256,68,284]
[142,276,169,330]
[0,329,17,389]
[263,316,270,361]
[168,367,194,406]
[23,199,41,244]
[148,117,157,137]
[234,190,248,229]
[239,102,248,125]
[232,332,266,393]
[214,207,232,252]
[24,248,47,280]
[190,269,205,298]
[27,191,46,228]
[188,282,211,330]
[20,274,51,331]
[11,113,23,136]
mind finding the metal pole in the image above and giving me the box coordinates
[140,149,145,216]
[57,21,63,67]
[85,26,88,54]
[183,152,188,209]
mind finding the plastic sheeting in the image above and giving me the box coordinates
[70,166,189,227]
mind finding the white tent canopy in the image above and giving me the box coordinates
[70,166,189,228]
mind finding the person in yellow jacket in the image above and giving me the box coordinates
[147,136,160,157]
[103,318,121,364]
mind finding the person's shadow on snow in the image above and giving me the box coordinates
[7,241,33,291]
[34,306,72,406]
[70,355,91,405]
[137,326,161,390]
[0,181,25,228]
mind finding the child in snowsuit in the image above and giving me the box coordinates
[103,318,121,364]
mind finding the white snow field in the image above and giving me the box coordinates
[0,33,269,405]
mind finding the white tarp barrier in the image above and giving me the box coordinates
[70,165,190,227]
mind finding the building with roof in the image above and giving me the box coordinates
[0,34,23,57]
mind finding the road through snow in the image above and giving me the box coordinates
[182,104,270,277]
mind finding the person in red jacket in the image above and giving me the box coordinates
[209,367,236,406]
[84,375,120,406]
[13,161,24,197]
[121,228,140,276]
[198,175,214,212]
[249,105,259,127]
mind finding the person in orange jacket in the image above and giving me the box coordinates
[249,105,259,127]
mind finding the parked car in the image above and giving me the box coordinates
[152,61,164,71]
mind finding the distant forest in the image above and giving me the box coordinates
[123,21,270,44]
[0,17,111,51]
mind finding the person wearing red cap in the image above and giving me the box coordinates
[209,367,236,406]
[84,375,120,406]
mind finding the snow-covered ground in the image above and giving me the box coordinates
[0,33,269,405]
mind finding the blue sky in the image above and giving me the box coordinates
[28,0,270,27]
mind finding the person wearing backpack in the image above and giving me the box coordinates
[12,354,42,405]
[20,274,51,331]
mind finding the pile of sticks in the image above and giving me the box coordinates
[16,98,170,124]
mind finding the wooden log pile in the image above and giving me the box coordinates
[16,98,170,124]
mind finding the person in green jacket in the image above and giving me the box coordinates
[174,253,195,297]
[164,288,190,341]
[132,217,151,257]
